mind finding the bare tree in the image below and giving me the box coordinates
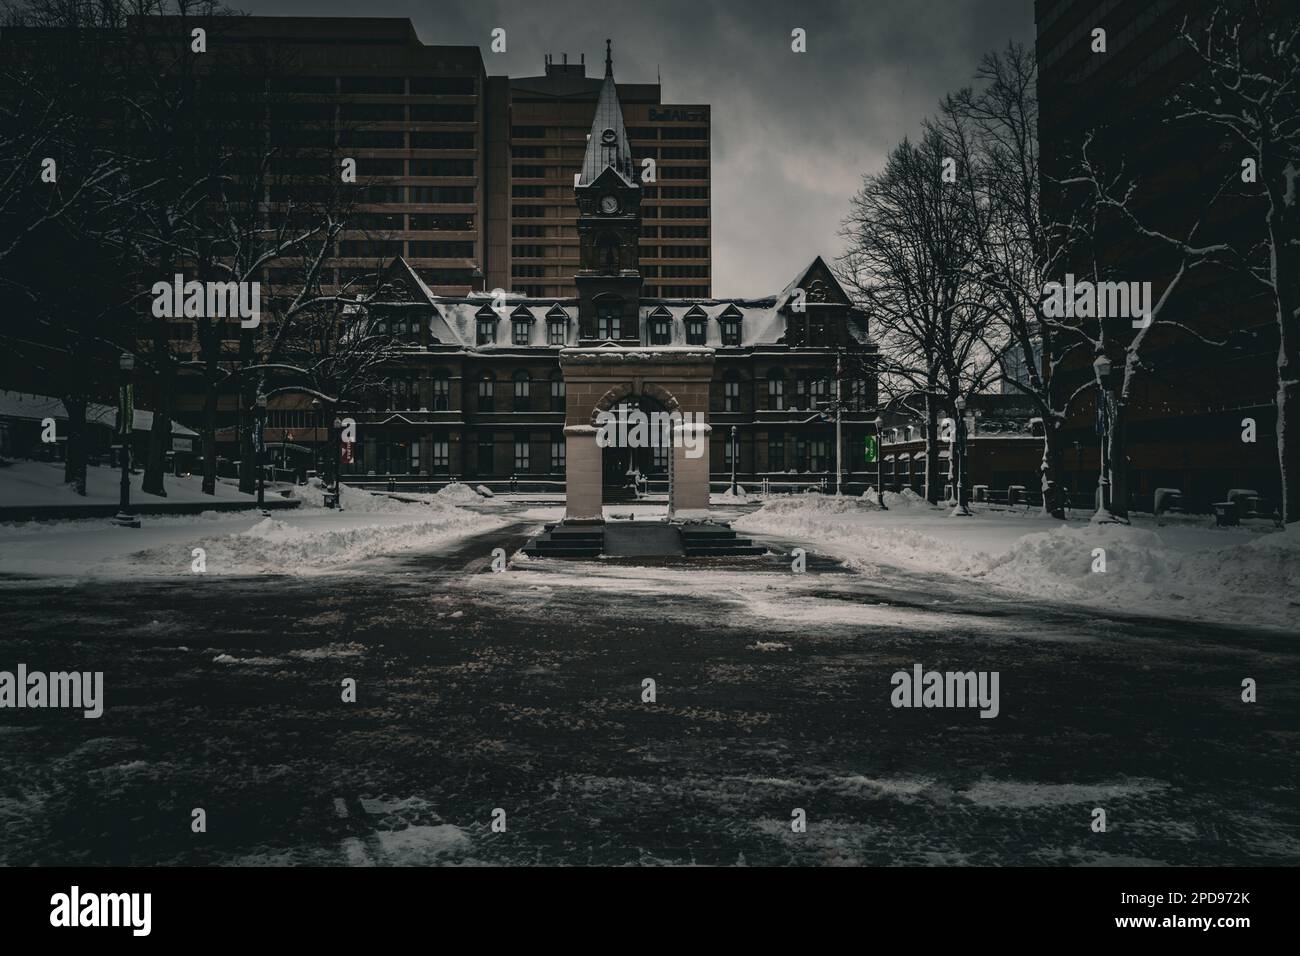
[1167,1,1300,522]
[840,127,1000,505]
[0,0,148,493]
[942,43,1092,517]
[1060,133,1242,522]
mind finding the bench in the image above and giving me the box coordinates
[1214,491,1282,527]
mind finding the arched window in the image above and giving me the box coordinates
[432,368,451,411]
[767,368,785,411]
[478,371,495,412]
[549,370,566,412]
[513,370,531,412]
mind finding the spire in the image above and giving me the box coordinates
[578,40,636,188]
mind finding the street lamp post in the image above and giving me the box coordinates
[873,415,887,509]
[834,353,843,496]
[1091,354,1124,524]
[255,393,268,515]
[310,398,321,479]
[113,351,140,528]
[333,416,344,511]
[952,395,972,516]
[729,425,738,496]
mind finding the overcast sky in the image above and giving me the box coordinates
[243,0,1036,296]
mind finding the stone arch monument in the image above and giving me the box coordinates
[559,346,714,522]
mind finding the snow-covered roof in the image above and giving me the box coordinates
[370,255,870,351]
[0,390,197,436]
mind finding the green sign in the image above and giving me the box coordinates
[864,435,878,464]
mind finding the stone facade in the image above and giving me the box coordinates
[348,45,879,511]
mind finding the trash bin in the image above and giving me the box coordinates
[1211,501,1238,527]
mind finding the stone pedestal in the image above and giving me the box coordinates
[564,425,603,522]
[671,422,710,513]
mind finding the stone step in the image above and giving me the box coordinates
[523,545,603,558]
[683,545,769,557]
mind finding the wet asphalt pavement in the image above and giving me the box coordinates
[1,511,1297,866]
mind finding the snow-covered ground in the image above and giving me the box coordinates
[0,459,257,506]
[0,479,506,580]
[733,492,1300,631]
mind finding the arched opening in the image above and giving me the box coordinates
[599,393,675,501]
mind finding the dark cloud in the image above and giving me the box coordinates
[242,0,1035,295]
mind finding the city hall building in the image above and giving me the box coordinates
[345,46,877,504]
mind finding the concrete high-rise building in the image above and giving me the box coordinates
[485,50,711,299]
[188,17,711,303]
[1035,0,1282,512]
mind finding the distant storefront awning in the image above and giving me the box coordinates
[0,390,195,437]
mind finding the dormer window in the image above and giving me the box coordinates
[510,306,533,346]
[475,305,498,346]
[684,305,707,345]
[545,304,568,346]
[649,306,672,345]
[718,304,743,346]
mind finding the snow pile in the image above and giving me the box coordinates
[430,482,483,505]
[735,495,990,576]
[734,494,1299,629]
[289,479,413,513]
[475,484,495,498]
[0,459,256,507]
[713,485,760,503]
[862,487,933,509]
[126,505,501,575]
[984,522,1300,624]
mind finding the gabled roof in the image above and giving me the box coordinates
[683,303,708,320]
[578,40,636,188]
[648,304,673,319]
[510,304,535,321]
[376,257,464,345]
[474,303,499,319]
[717,303,744,320]
[545,303,568,321]
[774,255,853,312]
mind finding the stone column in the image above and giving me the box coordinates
[564,424,603,522]
[672,419,711,515]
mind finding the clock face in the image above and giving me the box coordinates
[600,195,620,215]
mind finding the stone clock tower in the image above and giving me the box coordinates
[574,40,642,345]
